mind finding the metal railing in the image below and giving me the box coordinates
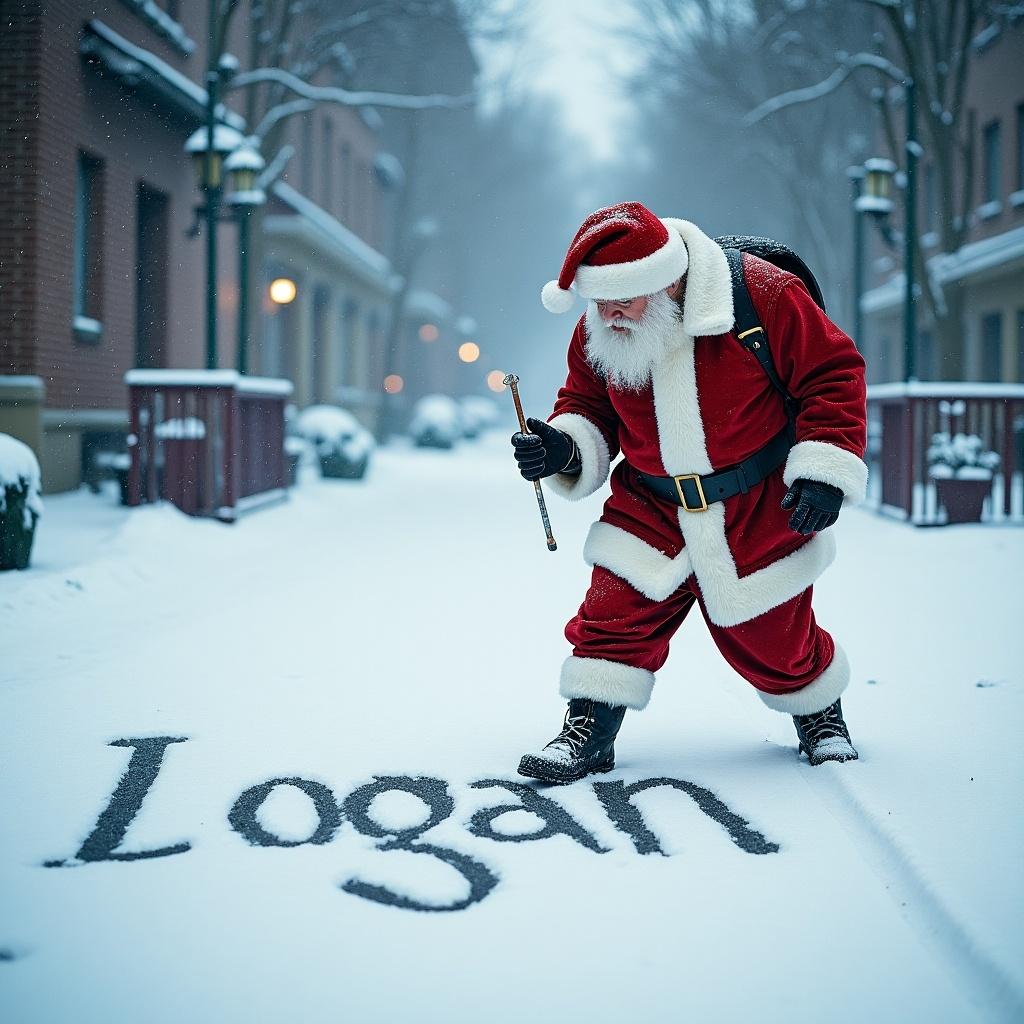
[865,383,1024,526]
[125,370,293,521]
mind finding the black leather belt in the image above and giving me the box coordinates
[635,427,793,511]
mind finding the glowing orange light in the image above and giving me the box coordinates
[383,374,404,394]
[418,323,439,342]
[458,342,480,363]
[486,370,507,393]
[269,277,297,304]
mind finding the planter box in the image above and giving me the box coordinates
[0,483,38,570]
[934,477,992,524]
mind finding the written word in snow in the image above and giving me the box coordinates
[44,736,780,912]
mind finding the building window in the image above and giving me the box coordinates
[1017,103,1024,194]
[73,151,104,341]
[980,312,1003,381]
[1016,310,1024,383]
[917,329,935,380]
[321,118,334,212]
[300,116,312,196]
[340,141,351,221]
[982,120,1001,204]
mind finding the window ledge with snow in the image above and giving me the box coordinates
[976,201,1002,221]
[73,316,103,344]
[1009,190,1024,209]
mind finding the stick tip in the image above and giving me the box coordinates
[546,540,557,551]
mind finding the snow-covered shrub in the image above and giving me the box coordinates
[458,395,501,439]
[294,405,374,480]
[926,432,1000,480]
[0,433,43,570]
[408,394,462,449]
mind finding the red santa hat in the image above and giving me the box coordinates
[541,201,689,313]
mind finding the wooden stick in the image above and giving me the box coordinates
[503,373,557,552]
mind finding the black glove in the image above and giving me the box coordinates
[511,417,581,481]
[781,478,844,534]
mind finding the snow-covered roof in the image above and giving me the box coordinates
[265,182,392,293]
[82,21,245,130]
[861,225,1024,314]
[0,376,44,395]
[117,0,195,56]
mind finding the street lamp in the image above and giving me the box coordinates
[184,121,244,370]
[852,79,919,383]
[225,140,266,375]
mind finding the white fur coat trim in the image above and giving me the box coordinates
[757,643,850,715]
[574,226,688,301]
[583,517,835,628]
[660,218,735,337]
[647,333,836,628]
[560,654,655,710]
[545,413,610,500]
[583,521,693,603]
[784,440,869,504]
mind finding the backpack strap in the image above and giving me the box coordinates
[723,248,799,430]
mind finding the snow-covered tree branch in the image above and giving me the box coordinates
[744,52,907,126]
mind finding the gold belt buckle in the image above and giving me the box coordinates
[674,473,708,512]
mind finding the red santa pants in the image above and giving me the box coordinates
[565,566,835,699]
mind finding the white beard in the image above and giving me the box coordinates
[583,289,685,391]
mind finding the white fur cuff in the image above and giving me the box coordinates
[757,643,850,715]
[783,441,868,504]
[560,655,655,710]
[545,413,611,500]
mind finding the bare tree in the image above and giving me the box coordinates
[743,0,1014,376]
[623,0,875,319]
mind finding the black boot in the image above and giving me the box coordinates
[518,699,627,784]
[793,699,858,766]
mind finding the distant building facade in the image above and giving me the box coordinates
[861,17,1024,385]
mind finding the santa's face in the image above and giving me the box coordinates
[584,288,684,392]
[594,295,649,332]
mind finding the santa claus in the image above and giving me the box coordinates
[512,201,868,783]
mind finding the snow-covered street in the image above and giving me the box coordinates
[2,433,1022,1023]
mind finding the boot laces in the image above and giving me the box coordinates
[799,702,849,743]
[547,710,593,757]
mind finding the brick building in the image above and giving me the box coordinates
[0,1,250,491]
[860,16,1024,384]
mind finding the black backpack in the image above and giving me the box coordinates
[713,235,827,427]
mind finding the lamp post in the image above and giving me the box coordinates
[224,141,266,375]
[853,77,919,384]
[847,166,865,348]
[902,77,918,384]
[185,121,243,370]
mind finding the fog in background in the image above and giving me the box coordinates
[435,0,876,406]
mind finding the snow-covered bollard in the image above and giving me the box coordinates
[0,433,43,570]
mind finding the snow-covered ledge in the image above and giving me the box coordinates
[124,370,293,397]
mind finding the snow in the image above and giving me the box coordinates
[124,370,293,397]
[84,21,242,129]
[0,433,43,524]
[294,405,375,462]
[1,435,1022,1022]
[268,182,392,289]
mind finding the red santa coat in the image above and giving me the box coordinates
[545,219,868,630]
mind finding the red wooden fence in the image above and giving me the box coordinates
[865,383,1024,526]
[125,370,293,521]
